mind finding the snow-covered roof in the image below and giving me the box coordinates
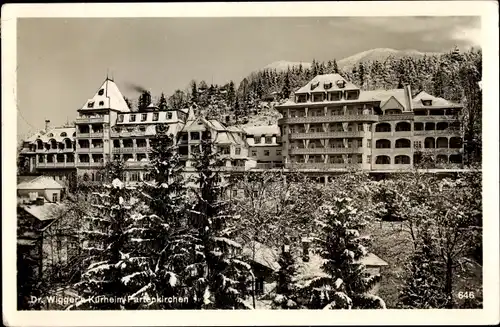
[20,202,66,221]
[412,91,461,109]
[295,74,359,94]
[242,241,281,271]
[25,127,76,143]
[17,175,41,184]
[243,124,280,136]
[80,79,130,112]
[17,176,65,190]
[362,89,408,111]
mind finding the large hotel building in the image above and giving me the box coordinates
[19,74,464,184]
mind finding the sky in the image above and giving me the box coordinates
[17,16,481,140]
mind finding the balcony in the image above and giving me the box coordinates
[414,130,461,136]
[90,132,104,138]
[289,147,363,155]
[125,161,149,168]
[76,133,90,138]
[253,162,285,169]
[77,147,103,153]
[76,162,105,167]
[285,163,362,170]
[112,147,151,153]
[36,162,76,168]
[279,115,379,125]
[379,114,414,121]
[421,148,462,154]
[414,115,459,122]
[75,116,109,124]
[289,131,364,140]
[110,130,147,138]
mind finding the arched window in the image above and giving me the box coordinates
[50,139,58,149]
[425,122,435,131]
[36,139,44,150]
[72,132,76,137]
[436,137,448,148]
[395,122,411,132]
[375,155,391,165]
[424,137,435,148]
[60,132,67,137]
[414,122,424,131]
[437,155,448,164]
[376,139,391,149]
[395,138,411,148]
[47,133,54,137]
[64,138,72,149]
[375,123,391,133]
[450,137,462,149]
[395,155,410,164]
[449,154,462,164]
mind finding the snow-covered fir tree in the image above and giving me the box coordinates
[398,225,448,309]
[272,245,299,309]
[304,197,386,309]
[189,135,254,309]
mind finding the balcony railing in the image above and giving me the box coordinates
[76,147,104,153]
[110,130,147,138]
[75,116,109,124]
[414,130,461,136]
[76,162,105,167]
[285,163,362,170]
[379,114,414,121]
[289,131,364,139]
[421,148,462,154]
[34,148,74,153]
[279,115,379,124]
[414,116,459,122]
[112,147,151,153]
[89,132,104,138]
[36,162,76,168]
[289,147,363,154]
[76,133,90,138]
[252,162,285,169]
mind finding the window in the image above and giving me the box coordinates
[38,155,44,163]
[191,132,200,140]
[367,139,372,148]
[235,147,241,155]
[141,114,147,121]
[129,115,136,122]
[265,136,272,144]
[276,150,282,156]
[232,190,238,197]
[139,126,146,132]
[358,124,364,132]
[87,101,95,108]
[255,137,261,144]
[99,101,104,106]
[167,112,173,119]
[60,132,67,137]
[98,89,104,96]
[367,125,372,132]
[251,150,257,157]
[118,115,124,123]
[153,113,159,121]
[357,155,363,164]
[264,150,270,156]
[367,155,371,163]
[47,133,54,137]
[422,100,432,106]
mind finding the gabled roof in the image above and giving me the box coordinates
[80,79,130,112]
[17,176,65,190]
[362,89,408,111]
[412,91,461,108]
[295,74,359,94]
[17,175,41,184]
[242,241,280,271]
[20,202,66,221]
[26,127,76,143]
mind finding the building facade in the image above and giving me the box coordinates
[19,74,465,183]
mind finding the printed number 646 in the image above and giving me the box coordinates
[458,291,475,299]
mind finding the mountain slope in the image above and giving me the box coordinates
[337,48,442,68]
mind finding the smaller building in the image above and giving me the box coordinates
[243,125,283,169]
[17,175,66,204]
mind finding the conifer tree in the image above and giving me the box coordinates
[190,80,198,105]
[157,92,168,111]
[282,70,291,100]
[138,90,152,111]
[304,197,386,309]
[189,135,253,309]
[398,226,448,309]
[332,59,339,74]
[272,245,299,309]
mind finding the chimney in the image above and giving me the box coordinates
[301,237,310,262]
[44,119,51,132]
[403,85,413,112]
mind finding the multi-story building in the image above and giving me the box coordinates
[19,74,465,184]
[276,73,463,173]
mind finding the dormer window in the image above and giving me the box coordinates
[118,115,124,123]
[47,133,53,137]
[310,81,320,91]
[99,101,104,106]
[336,80,346,89]
[139,126,146,132]
[422,100,433,106]
[167,112,173,119]
[129,114,136,122]
[324,82,333,90]
[153,113,159,121]
[60,132,67,137]
[98,89,104,96]
[87,101,95,108]
[141,113,147,121]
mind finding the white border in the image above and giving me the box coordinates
[2,2,499,326]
